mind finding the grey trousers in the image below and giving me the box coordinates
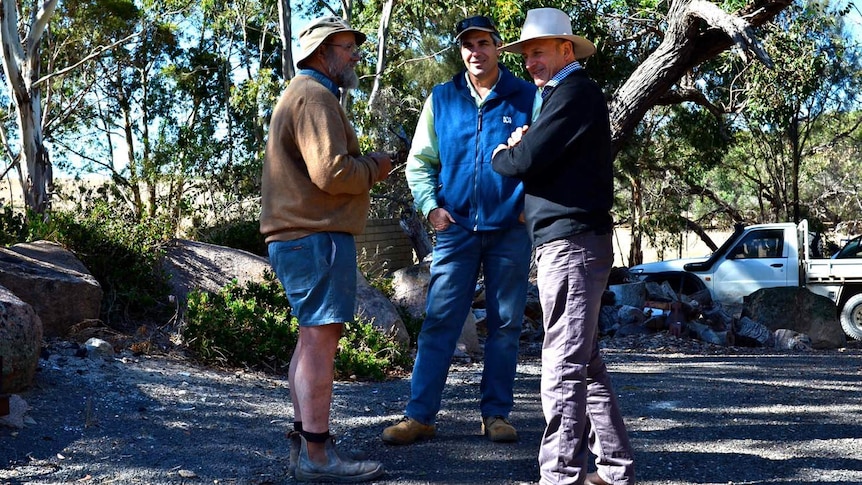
[535,232,635,485]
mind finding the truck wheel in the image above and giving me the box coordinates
[840,293,862,341]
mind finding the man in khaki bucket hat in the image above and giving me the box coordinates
[260,14,391,484]
[493,7,636,485]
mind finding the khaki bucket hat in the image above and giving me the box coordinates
[499,8,596,59]
[296,16,367,68]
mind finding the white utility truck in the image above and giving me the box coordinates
[628,220,862,340]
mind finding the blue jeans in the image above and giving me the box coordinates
[405,223,531,424]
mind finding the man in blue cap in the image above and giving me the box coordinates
[382,15,536,445]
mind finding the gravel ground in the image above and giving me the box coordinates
[2,337,862,485]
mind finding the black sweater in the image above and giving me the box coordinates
[492,69,613,246]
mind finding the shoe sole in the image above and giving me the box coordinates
[482,425,518,443]
[487,433,518,443]
[381,431,436,445]
[295,464,384,483]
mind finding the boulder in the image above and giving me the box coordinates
[0,242,102,337]
[355,269,409,345]
[390,262,432,320]
[0,285,43,392]
[390,262,481,355]
[742,287,846,349]
[163,239,409,344]
[609,282,646,308]
[8,240,90,274]
[161,239,271,302]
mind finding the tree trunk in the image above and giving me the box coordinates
[0,0,59,214]
[628,175,644,266]
[608,0,792,159]
[277,0,294,80]
[118,76,144,217]
[367,0,394,109]
[399,209,432,263]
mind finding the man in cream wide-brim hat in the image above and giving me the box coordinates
[491,7,637,485]
[499,7,596,58]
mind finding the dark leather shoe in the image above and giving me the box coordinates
[586,471,612,485]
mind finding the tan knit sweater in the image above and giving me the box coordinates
[260,75,381,243]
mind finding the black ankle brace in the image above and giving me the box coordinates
[293,421,303,433]
[301,430,330,443]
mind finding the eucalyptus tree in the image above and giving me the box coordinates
[0,0,146,216]
[42,0,284,228]
[0,0,59,214]
[724,2,862,225]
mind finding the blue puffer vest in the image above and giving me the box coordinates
[432,65,535,231]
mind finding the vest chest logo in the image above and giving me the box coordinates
[502,116,512,124]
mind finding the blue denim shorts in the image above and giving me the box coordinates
[267,232,356,326]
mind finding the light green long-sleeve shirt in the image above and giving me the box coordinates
[405,72,543,218]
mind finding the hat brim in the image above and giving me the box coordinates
[454,26,497,41]
[499,34,596,59]
[296,28,367,67]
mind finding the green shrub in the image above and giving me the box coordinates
[190,218,267,256]
[182,270,411,379]
[21,203,173,329]
[183,270,296,370]
[335,319,412,380]
[0,205,27,246]
[397,306,424,347]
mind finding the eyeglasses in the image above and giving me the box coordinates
[455,16,497,38]
[324,42,362,55]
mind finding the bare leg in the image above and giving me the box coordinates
[289,342,302,423]
[293,323,343,464]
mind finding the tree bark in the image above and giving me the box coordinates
[0,0,59,214]
[277,0,294,80]
[609,0,792,159]
[367,0,394,109]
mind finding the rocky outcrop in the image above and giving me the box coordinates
[0,286,43,392]
[163,239,409,344]
[161,239,272,302]
[355,269,409,345]
[743,287,846,349]
[0,242,102,337]
[390,262,481,355]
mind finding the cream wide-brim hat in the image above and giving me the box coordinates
[499,8,596,59]
[296,16,367,68]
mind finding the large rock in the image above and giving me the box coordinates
[163,239,409,343]
[609,282,646,308]
[390,262,481,355]
[742,287,846,349]
[161,239,272,302]
[355,269,409,345]
[0,286,43,392]
[8,240,91,274]
[0,241,102,337]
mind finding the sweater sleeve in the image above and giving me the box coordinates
[294,95,379,195]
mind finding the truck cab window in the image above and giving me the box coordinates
[729,230,784,259]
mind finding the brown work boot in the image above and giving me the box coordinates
[482,416,518,442]
[381,417,436,445]
[295,435,384,483]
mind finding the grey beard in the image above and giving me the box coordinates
[326,55,359,90]
[340,68,359,90]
